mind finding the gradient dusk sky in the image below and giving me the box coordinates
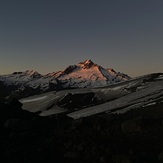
[0,0,163,77]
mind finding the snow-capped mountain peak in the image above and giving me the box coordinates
[24,70,42,78]
[54,60,131,88]
[0,60,131,99]
[79,59,97,69]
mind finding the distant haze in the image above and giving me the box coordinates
[0,0,163,77]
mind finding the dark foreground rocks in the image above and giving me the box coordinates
[1,99,163,163]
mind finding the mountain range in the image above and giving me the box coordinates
[1,60,163,162]
[0,60,130,99]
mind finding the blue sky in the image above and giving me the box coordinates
[0,0,163,77]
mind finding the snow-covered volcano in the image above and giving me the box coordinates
[46,60,130,88]
[0,60,130,99]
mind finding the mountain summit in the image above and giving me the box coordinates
[45,59,131,88]
[0,60,131,99]
[79,59,96,69]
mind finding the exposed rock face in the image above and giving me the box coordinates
[62,65,77,75]
[79,59,95,69]
[56,92,99,110]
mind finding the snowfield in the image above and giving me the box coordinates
[19,73,163,119]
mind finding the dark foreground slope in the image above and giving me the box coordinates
[1,99,163,163]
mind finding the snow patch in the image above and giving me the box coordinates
[142,102,156,107]
[21,96,48,103]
